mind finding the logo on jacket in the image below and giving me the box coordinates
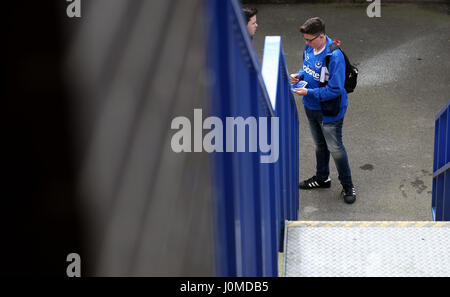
[315,61,322,69]
[303,65,320,80]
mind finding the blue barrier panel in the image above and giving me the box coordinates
[206,0,299,276]
[262,36,300,226]
[432,100,450,221]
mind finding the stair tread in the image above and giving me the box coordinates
[284,221,450,277]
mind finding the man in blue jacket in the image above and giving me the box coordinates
[291,17,356,204]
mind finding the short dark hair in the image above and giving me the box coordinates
[300,17,325,35]
[243,7,258,23]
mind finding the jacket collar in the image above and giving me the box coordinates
[305,35,334,55]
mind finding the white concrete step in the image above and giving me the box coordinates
[283,221,450,277]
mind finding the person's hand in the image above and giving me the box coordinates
[293,88,308,96]
[290,73,300,84]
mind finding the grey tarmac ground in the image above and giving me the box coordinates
[250,3,450,221]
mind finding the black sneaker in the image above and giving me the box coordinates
[299,176,331,190]
[342,184,357,204]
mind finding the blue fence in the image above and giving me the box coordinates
[432,100,450,221]
[206,0,299,276]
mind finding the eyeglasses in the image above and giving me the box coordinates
[304,34,321,43]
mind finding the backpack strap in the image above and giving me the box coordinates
[320,41,341,87]
[326,40,341,69]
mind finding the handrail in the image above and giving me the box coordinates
[432,100,450,221]
[206,0,299,276]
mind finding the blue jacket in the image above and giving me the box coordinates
[298,36,348,123]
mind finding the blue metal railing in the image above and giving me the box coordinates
[264,36,300,221]
[432,100,450,221]
[206,0,299,276]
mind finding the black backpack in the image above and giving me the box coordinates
[325,40,358,94]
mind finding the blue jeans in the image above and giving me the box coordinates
[304,107,353,186]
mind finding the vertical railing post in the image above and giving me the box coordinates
[432,100,450,221]
[261,36,300,248]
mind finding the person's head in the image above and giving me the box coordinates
[299,17,326,49]
[243,7,258,37]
